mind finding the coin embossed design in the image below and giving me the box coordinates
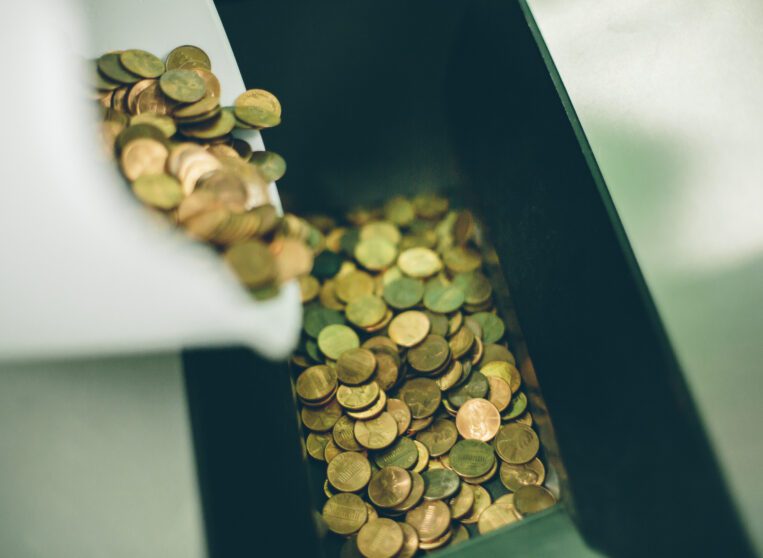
[368,466,412,509]
[354,412,398,450]
[323,493,368,535]
[327,451,372,493]
[404,500,450,542]
[456,398,501,442]
[494,423,540,464]
[514,485,556,516]
[357,518,404,558]
[499,458,546,492]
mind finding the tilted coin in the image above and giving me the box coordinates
[456,398,501,442]
[503,391,528,421]
[399,378,441,419]
[301,398,342,432]
[98,52,141,84]
[388,311,430,348]
[477,502,520,534]
[347,390,387,420]
[336,382,380,411]
[435,360,463,391]
[421,468,460,500]
[323,493,368,535]
[306,432,332,461]
[390,471,425,512]
[397,247,443,278]
[460,485,491,525]
[462,457,498,485]
[296,365,338,403]
[337,348,377,385]
[407,335,450,373]
[404,500,450,542]
[386,398,411,435]
[360,221,401,245]
[357,518,403,558]
[234,89,282,128]
[417,527,452,550]
[396,522,419,558]
[335,270,375,303]
[494,423,539,464]
[327,451,372,492]
[131,174,183,210]
[480,343,516,366]
[223,240,277,288]
[318,324,360,360]
[250,150,287,182]
[411,440,430,473]
[120,49,164,78]
[499,458,546,492]
[487,376,512,412]
[513,485,556,516]
[448,370,489,407]
[159,69,206,103]
[443,246,482,274]
[165,45,212,70]
[354,412,398,450]
[448,482,474,519]
[368,466,412,508]
[324,438,343,463]
[414,418,457,457]
[333,415,363,451]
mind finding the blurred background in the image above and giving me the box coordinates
[0,0,760,556]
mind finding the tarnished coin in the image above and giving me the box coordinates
[386,399,412,435]
[120,49,164,78]
[411,440,430,473]
[159,69,206,103]
[337,382,380,411]
[456,398,501,442]
[383,277,424,309]
[480,343,516,366]
[348,389,387,420]
[374,437,418,470]
[306,432,332,461]
[399,378,441,419]
[503,392,528,421]
[460,485,491,525]
[357,518,404,558]
[448,370,489,407]
[404,500,450,542]
[388,311,431,348]
[499,458,546,492]
[346,295,388,328]
[407,335,450,373]
[477,503,520,534]
[470,311,506,344]
[448,482,474,519]
[250,150,287,182]
[234,89,282,128]
[333,415,363,451]
[421,468,460,500]
[514,485,556,516]
[368,466,412,508]
[296,365,338,403]
[435,360,463,392]
[165,45,212,70]
[318,324,360,359]
[336,270,376,303]
[494,423,539,464]
[443,246,482,274]
[337,348,377,385]
[323,493,368,535]
[301,398,342,432]
[414,418,458,457]
[449,439,495,478]
[327,451,372,492]
[354,412,398,450]
[324,438,343,463]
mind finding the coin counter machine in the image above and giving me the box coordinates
[0,1,757,558]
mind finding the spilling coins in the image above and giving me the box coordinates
[293,194,557,557]
[91,45,312,299]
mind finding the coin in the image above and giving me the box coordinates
[301,399,342,432]
[120,49,164,78]
[386,399,411,435]
[414,418,457,457]
[407,335,450,373]
[390,471,425,512]
[443,246,482,274]
[417,527,452,550]
[396,522,419,558]
[388,311,430,347]
[448,370,489,407]
[411,440,430,473]
[494,423,539,464]
[323,493,368,535]
[335,270,375,303]
[399,378,441,419]
[223,240,277,288]
[423,283,464,314]
[456,398,501,442]
[397,247,442,278]
[296,365,338,403]
[159,69,206,103]
[165,45,211,70]
[306,432,332,461]
[324,438,343,463]
[503,391,528,420]
[346,295,388,328]
[234,89,282,128]
[448,482,474,519]
[318,324,360,359]
[421,468,460,500]
[337,348,377,385]
[354,412,398,450]
[470,312,506,344]
[460,485,491,525]
[131,174,183,210]
[368,466,412,508]
[451,524,470,545]
[477,502,520,534]
[513,485,556,516]
[347,390,387,420]
[382,277,424,309]
[404,500,450,542]
[355,237,397,271]
[499,458,546,492]
[449,440,495,478]
[120,137,168,181]
[462,457,498,485]
[374,437,418,470]
[327,451,372,492]
[333,416,363,451]
[304,306,345,338]
[98,52,141,84]
[480,343,516,366]
[337,382,380,411]
[357,518,404,558]
[487,377,512,412]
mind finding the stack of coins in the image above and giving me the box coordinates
[91,45,311,298]
[293,195,557,557]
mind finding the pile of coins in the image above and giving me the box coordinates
[92,45,312,298]
[293,195,557,557]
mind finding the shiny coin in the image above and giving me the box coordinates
[456,398,501,442]
[165,45,211,70]
[120,49,164,78]
[499,458,546,492]
[357,518,404,558]
[335,270,375,303]
[347,389,387,420]
[460,485,491,525]
[386,399,412,435]
[421,468,460,500]
[120,137,168,181]
[131,173,183,210]
[407,335,450,373]
[318,324,360,359]
[397,247,442,278]
[448,482,474,519]
[399,378,441,419]
[388,311,430,347]
[374,437,418,470]
[337,382,380,411]
[323,493,368,535]
[404,500,450,542]
[337,348,377,385]
[514,485,556,516]
[477,503,520,534]
[494,423,539,464]
[414,418,457,457]
[368,466,412,508]
[449,439,495,478]
[354,412,398,450]
[296,365,338,403]
[333,416,363,451]
[327,451,372,492]
[159,69,206,103]
[234,89,282,128]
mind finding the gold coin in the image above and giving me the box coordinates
[335,270,375,303]
[499,458,546,492]
[324,438,343,463]
[347,390,387,420]
[306,432,332,461]
[327,451,372,492]
[354,412,398,450]
[337,348,377,385]
[386,399,411,435]
[296,365,338,402]
[368,466,412,508]
[120,49,164,78]
[120,137,168,181]
[165,45,211,70]
[477,502,520,534]
[250,150,287,182]
[460,485,491,525]
[318,324,360,360]
[448,482,474,519]
[396,522,419,558]
[399,378,441,419]
[357,518,404,558]
[513,485,556,516]
[355,237,397,271]
[322,493,368,535]
[435,360,463,391]
[346,295,387,328]
[415,418,458,457]
[131,174,183,210]
[301,398,342,432]
[404,500,450,542]
[159,69,206,103]
[407,335,450,373]
[487,376,512,412]
[234,89,282,128]
[337,382,380,411]
[390,471,425,512]
[417,527,452,550]
[494,423,539,464]
[333,415,363,451]
[388,311,430,348]
[411,440,430,473]
[223,240,277,288]
[456,398,501,442]
[397,247,443,278]
[190,68,221,98]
